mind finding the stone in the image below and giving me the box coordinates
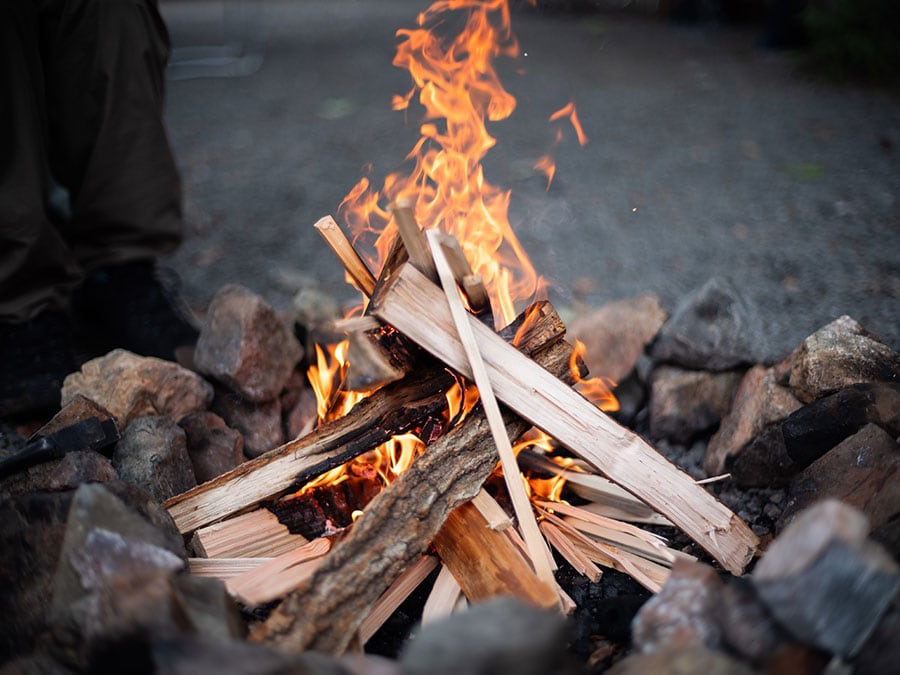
[789,316,900,404]
[778,424,900,539]
[717,577,787,665]
[283,384,318,441]
[568,294,667,383]
[178,411,244,483]
[782,383,900,468]
[400,598,578,675]
[61,349,213,428]
[631,560,724,654]
[606,647,757,675]
[172,574,246,641]
[112,416,197,502]
[705,365,802,484]
[150,635,352,675]
[0,652,76,674]
[651,277,772,371]
[0,490,74,662]
[212,389,284,458]
[853,598,900,675]
[0,450,117,498]
[753,499,900,657]
[50,483,190,668]
[194,284,303,403]
[648,366,743,443]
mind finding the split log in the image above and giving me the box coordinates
[421,564,465,625]
[225,537,332,606]
[432,500,559,606]
[372,263,759,575]
[188,558,271,580]
[253,337,575,655]
[164,298,565,534]
[190,509,305,558]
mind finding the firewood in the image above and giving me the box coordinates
[164,298,566,535]
[314,216,377,296]
[433,500,559,607]
[471,488,513,531]
[190,508,306,558]
[372,262,759,575]
[253,337,574,655]
[539,520,602,583]
[225,537,332,606]
[433,231,489,314]
[356,555,440,645]
[427,228,556,589]
[343,327,406,392]
[390,202,437,281]
[421,564,465,625]
[188,557,271,580]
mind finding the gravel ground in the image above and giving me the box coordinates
[161,0,900,359]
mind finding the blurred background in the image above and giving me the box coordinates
[160,0,900,358]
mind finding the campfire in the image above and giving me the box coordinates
[2,0,898,673]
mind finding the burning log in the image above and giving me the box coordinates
[164,297,565,534]
[253,336,574,654]
[371,262,759,575]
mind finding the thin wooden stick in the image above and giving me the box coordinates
[314,215,377,296]
[391,203,437,281]
[188,558,271,580]
[356,555,440,645]
[422,564,465,625]
[372,262,759,575]
[426,228,557,591]
[540,520,602,582]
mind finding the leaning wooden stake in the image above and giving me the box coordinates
[372,263,759,575]
[427,228,557,590]
[314,216,377,296]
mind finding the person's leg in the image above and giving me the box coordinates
[43,0,184,268]
[0,0,82,323]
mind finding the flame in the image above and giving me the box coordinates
[339,0,541,328]
[571,340,619,412]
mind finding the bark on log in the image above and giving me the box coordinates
[253,338,574,655]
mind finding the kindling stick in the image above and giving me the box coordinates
[426,229,557,591]
[314,216,377,296]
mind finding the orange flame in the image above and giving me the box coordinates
[570,340,619,412]
[339,0,541,328]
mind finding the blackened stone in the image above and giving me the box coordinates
[178,411,244,482]
[0,490,74,662]
[606,646,757,675]
[173,574,246,641]
[782,383,900,468]
[0,652,76,674]
[853,598,900,675]
[112,415,197,501]
[778,424,900,539]
[652,277,772,371]
[718,577,788,665]
[789,316,900,404]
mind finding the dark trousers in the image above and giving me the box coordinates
[0,0,183,322]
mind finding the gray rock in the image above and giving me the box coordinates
[652,277,772,371]
[631,560,724,654]
[753,499,900,657]
[178,411,244,483]
[718,578,787,665]
[50,483,190,668]
[649,366,742,443]
[778,424,900,543]
[61,349,213,428]
[194,284,303,403]
[789,316,900,404]
[0,450,118,498]
[705,365,802,483]
[172,575,246,641]
[401,597,578,675]
[212,390,284,458]
[0,491,74,662]
[0,652,76,674]
[569,294,668,382]
[853,598,900,675]
[606,646,757,675]
[112,416,197,502]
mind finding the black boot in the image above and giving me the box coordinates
[72,260,198,362]
[0,310,79,419]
